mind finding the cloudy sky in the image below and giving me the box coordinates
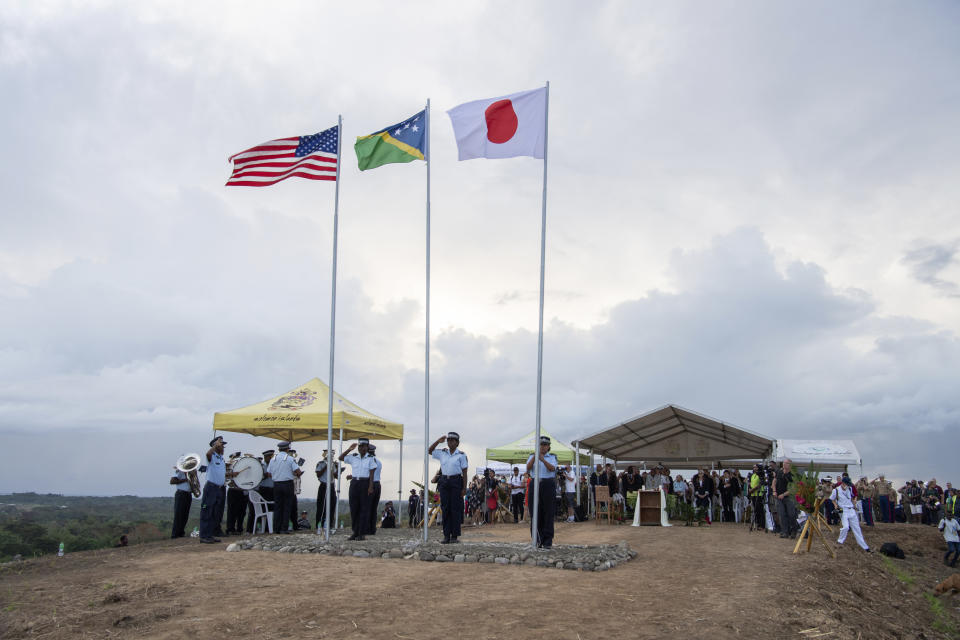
[2,1,958,501]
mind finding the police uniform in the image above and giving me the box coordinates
[315,454,340,531]
[171,469,192,538]
[367,446,384,535]
[432,432,469,542]
[199,438,227,542]
[342,438,375,540]
[526,436,558,548]
[831,481,870,551]
[267,443,299,534]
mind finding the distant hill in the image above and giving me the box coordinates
[0,493,359,561]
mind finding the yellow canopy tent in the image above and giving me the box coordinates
[212,377,403,442]
[485,429,575,464]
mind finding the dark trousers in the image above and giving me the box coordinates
[199,481,225,539]
[349,478,371,537]
[316,483,336,531]
[368,481,382,534]
[272,480,295,533]
[290,493,299,530]
[861,498,874,526]
[531,478,556,547]
[751,495,765,529]
[721,494,734,522]
[213,485,226,536]
[877,495,892,522]
[438,475,464,539]
[172,490,192,538]
[777,495,798,536]
[511,492,525,522]
[226,488,246,533]
[945,541,959,567]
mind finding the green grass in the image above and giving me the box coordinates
[880,554,915,586]
[924,592,959,637]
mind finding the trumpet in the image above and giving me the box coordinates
[176,453,203,498]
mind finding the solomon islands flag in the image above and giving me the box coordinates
[354,110,426,171]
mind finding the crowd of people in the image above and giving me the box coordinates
[171,437,956,560]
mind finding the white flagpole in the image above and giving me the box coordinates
[423,99,432,543]
[531,81,550,549]
[323,115,343,542]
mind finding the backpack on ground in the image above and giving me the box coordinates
[879,542,905,559]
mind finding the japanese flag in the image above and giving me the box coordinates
[447,87,546,161]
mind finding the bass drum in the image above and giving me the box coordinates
[229,455,264,491]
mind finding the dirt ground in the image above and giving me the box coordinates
[1,520,958,639]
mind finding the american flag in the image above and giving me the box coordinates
[226,125,338,187]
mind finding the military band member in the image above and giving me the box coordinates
[266,441,302,534]
[526,435,558,549]
[339,438,375,541]
[199,436,235,543]
[429,432,469,543]
[288,448,302,530]
[367,444,384,535]
[315,450,341,532]
[170,463,193,538]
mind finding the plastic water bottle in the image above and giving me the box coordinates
[190,527,200,538]
[57,542,64,557]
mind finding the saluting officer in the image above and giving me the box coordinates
[339,438,375,541]
[526,435,558,549]
[429,432,469,544]
[367,444,384,535]
[266,441,301,534]
[199,436,234,544]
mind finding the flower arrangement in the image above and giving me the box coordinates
[787,461,821,514]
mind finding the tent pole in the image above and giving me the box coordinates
[575,442,580,507]
[398,439,403,525]
[531,80,550,551]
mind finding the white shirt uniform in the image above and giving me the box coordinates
[267,452,299,482]
[831,485,869,550]
[432,448,469,476]
[526,452,558,479]
[343,452,375,480]
[174,470,190,493]
[509,473,525,495]
[371,457,383,482]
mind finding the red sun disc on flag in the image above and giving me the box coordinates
[485,99,519,144]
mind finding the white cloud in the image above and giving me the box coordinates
[1,2,958,498]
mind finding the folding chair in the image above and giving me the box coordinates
[248,490,274,534]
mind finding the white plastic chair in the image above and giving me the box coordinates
[248,490,274,534]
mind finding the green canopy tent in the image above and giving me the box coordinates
[485,429,575,465]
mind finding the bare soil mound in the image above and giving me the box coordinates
[1,521,957,639]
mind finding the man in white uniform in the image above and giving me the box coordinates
[828,476,871,552]
[508,466,525,523]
